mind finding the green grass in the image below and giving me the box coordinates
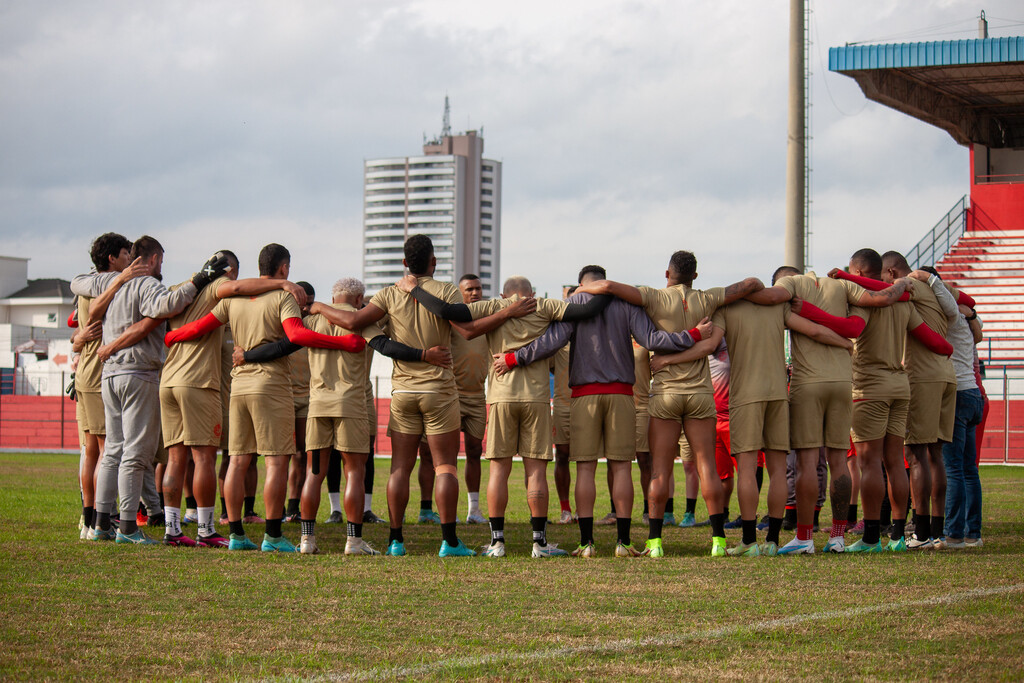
[1,452,1022,680]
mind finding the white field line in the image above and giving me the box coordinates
[310,583,1024,682]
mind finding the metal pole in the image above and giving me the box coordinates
[785,0,806,270]
[1004,366,1009,464]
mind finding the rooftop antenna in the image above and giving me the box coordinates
[442,95,451,138]
[979,10,988,39]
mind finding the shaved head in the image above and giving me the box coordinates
[502,275,533,297]
[849,248,882,279]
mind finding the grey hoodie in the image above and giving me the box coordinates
[71,272,197,380]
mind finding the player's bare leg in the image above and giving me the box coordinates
[80,432,102,531]
[683,417,725,545]
[484,458,513,555]
[299,448,331,553]
[854,438,889,548]
[573,460,598,554]
[728,451,761,555]
[554,443,573,522]
[417,442,437,522]
[464,433,484,522]
[636,450,651,522]
[386,432,420,552]
[162,443,193,543]
[646,416,682,532]
[609,460,636,554]
[881,433,909,546]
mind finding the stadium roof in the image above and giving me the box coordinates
[829,37,1024,148]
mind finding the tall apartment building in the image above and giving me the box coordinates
[362,117,502,297]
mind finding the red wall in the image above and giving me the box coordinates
[968,146,1024,231]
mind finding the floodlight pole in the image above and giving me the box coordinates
[785,0,806,271]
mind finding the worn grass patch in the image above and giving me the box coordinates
[0,453,1021,680]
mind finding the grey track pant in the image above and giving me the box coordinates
[97,374,161,521]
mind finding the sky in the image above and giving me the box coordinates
[1,1,1022,299]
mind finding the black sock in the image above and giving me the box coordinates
[891,518,905,541]
[441,522,458,546]
[286,498,299,516]
[666,497,674,514]
[578,517,594,545]
[767,517,783,545]
[157,493,164,509]
[266,518,282,537]
[531,516,547,546]
[709,512,726,538]
[490,517,505,544]
[302,519,315,537]
[420,499,432,512]
[139,501,146,513]
[742,519,756,545]
[609,501,616,515]
[98,511,111,532]
[83,506,95,529]
[864,519,881,545]
[931,515,944,539]
[616,516,631,546]
[229,520,244,536]
[221,498,228,517]
[244,496,256,516]
[916,515,930,540]
[847,503,858,524]
[685,497,697,515]
[784,508,797,525]
[389,527,404,544]
[353,523,363,538]
[813,509,821,527]
[121,518,138,535]
[723,507,730,522]
[755,466,764,492]
[346,521,358,538]
[643,499,649,515]
[648,516,664,540]
[185,496,197,510]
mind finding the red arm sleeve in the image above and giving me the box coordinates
[282,317,366,352]
[834,270,910,302]
[956,290,976,308]
[795,301,866,338]
[164,312,223,346]
[909,323,954,357]
[68,312,78,328]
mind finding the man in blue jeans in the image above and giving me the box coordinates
[908,269,984,548]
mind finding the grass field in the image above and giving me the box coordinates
[1,452,1022,681]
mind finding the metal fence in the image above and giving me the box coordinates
[980,364,1024,464]
[906,194,968,270]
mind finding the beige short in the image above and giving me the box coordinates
[160,385,223,448]
[77,391,105,436]
[678,431,694,463]
[649,392,716,422]
[552,404,570,445]
[729,400,789,454]
[388,392,461,436]
[635,409,650,453]
[459,394,487,441]
[294,396,309,420]
[570,394,635,462]
[906,381,957,445]
[789,381,852,451]
[155,439,168,466]
[220,395,230,451]
[851,398,909,443]
[229,391,296,456]
[306,416,370,453]
[486,401,552,461]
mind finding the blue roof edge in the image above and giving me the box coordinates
[829,36,1024,72]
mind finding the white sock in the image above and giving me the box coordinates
[329,492,342,514]
[165,506,182,536]
[198,507,215,537]
[364,493,373,513]
[468,491,480,513]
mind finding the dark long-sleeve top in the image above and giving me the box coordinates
[512,293,698,388]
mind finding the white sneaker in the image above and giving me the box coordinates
[931,537,947,550]
[777,537,815,555]
[344,537,381,555]
[299,534,319,555]
[556,510,576,524]
[823,536,846,554]
[596,511,617,526]
[945,537,966,549]
[465,511,487,524]
[482,541,506,557]
[532,542,568,558]
[965,537,983,549]
[79,525,89,540]
[907,534,933,550]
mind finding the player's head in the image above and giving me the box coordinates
[880,250,911,283]
[849,248,882,280]
[332,277,365,306]
[459,273,483,304]
[501,275,533,299]
[130,235,164,281]
[920,265,940,279]
[258,243,290,279]
[403,235,435,276]
[564,285,578,299]
[216,249,240,281]
[297,281,315,300]
[667,250,697,286]
[89,232,132,273]
[771,265,800,285]
[577,265,606,285]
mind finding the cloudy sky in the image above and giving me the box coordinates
[1,1,1021,299]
